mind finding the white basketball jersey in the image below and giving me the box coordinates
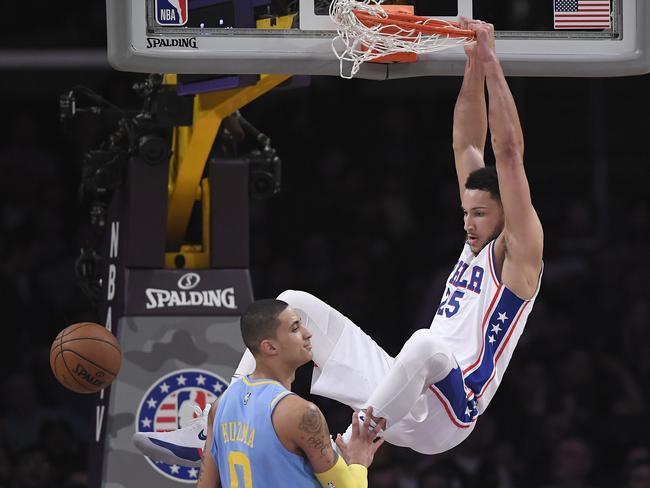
[431,240,541,411]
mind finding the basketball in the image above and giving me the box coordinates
[49,322,122,394]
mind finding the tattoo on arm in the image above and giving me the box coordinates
[197,447,220,487]
[197,448,207,484]
[299,407,336,464]
[299,407,322,434]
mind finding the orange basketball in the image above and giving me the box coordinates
[49,322,122,394]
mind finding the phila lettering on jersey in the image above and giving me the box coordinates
[431,240,542,412]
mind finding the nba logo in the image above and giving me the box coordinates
[137,369,228,482]
[155,0,188,26]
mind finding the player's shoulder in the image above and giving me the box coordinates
[272,393,313,419]
[271,395,325,452]
[273,396,325,432]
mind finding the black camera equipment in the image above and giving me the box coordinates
[61,75,282,302]
[235,111,282,200]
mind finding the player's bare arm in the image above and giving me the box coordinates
[196,448,220,488]
[197,398,220,488]
[473,21,544,299]
[272,395,338,472]
[273,396,382,487]
[452,17,488,197]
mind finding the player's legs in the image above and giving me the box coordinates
[278,289,394,409]
[276,290,474,455]
[277,290,345,365]
[365,331,478,454]
[366,328,454,426]
[335,327,475,454]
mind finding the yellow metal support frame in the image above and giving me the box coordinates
[164,73,290,267]
[164,177,212,269]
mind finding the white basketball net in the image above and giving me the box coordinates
[330,0,475,79]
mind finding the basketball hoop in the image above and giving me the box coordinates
[330,0,476,79]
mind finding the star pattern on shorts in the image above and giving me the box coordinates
[464,398,479,420]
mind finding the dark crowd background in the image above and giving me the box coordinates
[0,1,649,488]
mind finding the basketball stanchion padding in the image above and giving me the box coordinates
[50,322,122,394]
[330,0,476,78]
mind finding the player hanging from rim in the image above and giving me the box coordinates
[133,18,543,462]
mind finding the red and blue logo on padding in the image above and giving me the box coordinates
[155,0,188,26]
[136,369,228,483]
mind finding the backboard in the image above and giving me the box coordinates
[106,0,650,79]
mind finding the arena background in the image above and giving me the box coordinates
[0,2,649,487]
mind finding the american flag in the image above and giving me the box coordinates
[554,0,611,29]
[155,392,180,431]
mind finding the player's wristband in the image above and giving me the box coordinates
[315,456,368,488]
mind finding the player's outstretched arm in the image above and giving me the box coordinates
[474,22,543,298]
[452,17,487,198]
[273,396,382,488]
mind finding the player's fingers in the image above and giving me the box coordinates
[351,411,360,437]
[372,437,386,451]
[335,434,347,449]
[365,407,382,433]
[360,408,373,438]
[369,419,384,439]
[471,21,488,36]
[365,406,375,422]
[475,24,490,40]
[369,425,381,440]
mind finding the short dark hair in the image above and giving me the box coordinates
[240,299,288,354]
[465,167,501,201]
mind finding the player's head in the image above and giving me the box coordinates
[240,299,312,367]
[462,167,504,254]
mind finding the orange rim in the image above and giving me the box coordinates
[353,10,476,39]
